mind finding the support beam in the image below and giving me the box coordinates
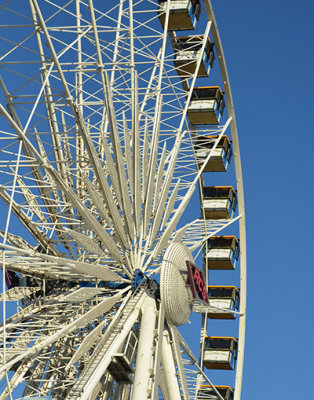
[131,295,157,400]
[161,330,181,400]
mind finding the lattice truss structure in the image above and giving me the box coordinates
[0,1,244,399]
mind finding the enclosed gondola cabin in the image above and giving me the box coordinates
[187,86,225,125]
[203,337,237,370]
[198,385,234,400]
[206,236,239,270]
[174,35,214,77]
[202,186,237,219]
[158,0,201,31]
[194,135,232,172]
[207,286,239,319]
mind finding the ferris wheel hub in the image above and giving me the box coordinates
[131,269,146,292]
[160,242,194,326]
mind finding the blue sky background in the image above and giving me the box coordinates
[212,0,314,398]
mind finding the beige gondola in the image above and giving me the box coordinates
[206,236,239,270]
[207,286,239,319]
[202,186,237,219]
[194,135,232,172]
[174,35,214,77]
[203,337,237,370]
[187,86,225,125]
[158,0,201,31]
[198,385,234,400]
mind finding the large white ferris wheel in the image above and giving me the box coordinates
[0,1,246,399]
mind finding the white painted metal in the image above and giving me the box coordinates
[0,0,246,398]
[131,295,157,399]
[202,3,247,399]
[161,330,182,399]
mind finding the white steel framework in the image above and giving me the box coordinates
[0,1,246,399]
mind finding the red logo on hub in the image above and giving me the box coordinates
[186,261,208,303]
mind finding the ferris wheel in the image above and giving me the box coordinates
[0,1,246,399]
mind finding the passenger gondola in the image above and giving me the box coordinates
[197,385,234,400]
[206,236,239,270]
[202,186,237,219]
[194,135,232,172]
[174,35,214,76]
[187,86,225,125]
[203,336,237,370]
[207,286,239,319]
[158,0,201,31]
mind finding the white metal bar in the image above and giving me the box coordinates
[102,73,135,242]
[131,295,157,399]
[66,291,132,369]
[31,0,129,250]
[150,303,165,399]
[147,142,167,246]
[174,328,225,400]
[132,71,141,234]
[203,4,247,398]
[0,75,65,248]
[144,118,231,267]
[0,186,59,256]
[143,92,162,236]
[123,111,134,200]
[161,179,180,228]
[1,139,22,378]
[0,242,123,282]
[81,171,113,228]
[189,216,241,252]
[29,0,68,185]
[0,290,126,374]
[161,329,182,400]
[169,326,189,400]
[76,291,147,400]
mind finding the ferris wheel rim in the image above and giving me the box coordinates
[202,2,247,399]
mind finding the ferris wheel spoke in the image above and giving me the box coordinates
[188,215,242,252]
[142,92,162,237]
[70,104,129,251]
[65,288,147,400]
[0,188,60,257]
[66,291,133,370]
[147,142,167,246]
[0,290,125,377]
[0,84,73,251]
[0,243,124,282]
[102,74,136,240]
[161,179,181,228]
[131,72,142,233]
[80,172,112,229]
[122,111,134,201]
[29,1,130,251]
[12,170,78,258]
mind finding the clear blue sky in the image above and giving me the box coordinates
[212,1,314,398]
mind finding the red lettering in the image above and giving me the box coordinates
[198,277,203,292]
[193,268,200,285]
[188,263,208,303]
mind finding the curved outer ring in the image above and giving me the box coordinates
[202,2,247,399]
